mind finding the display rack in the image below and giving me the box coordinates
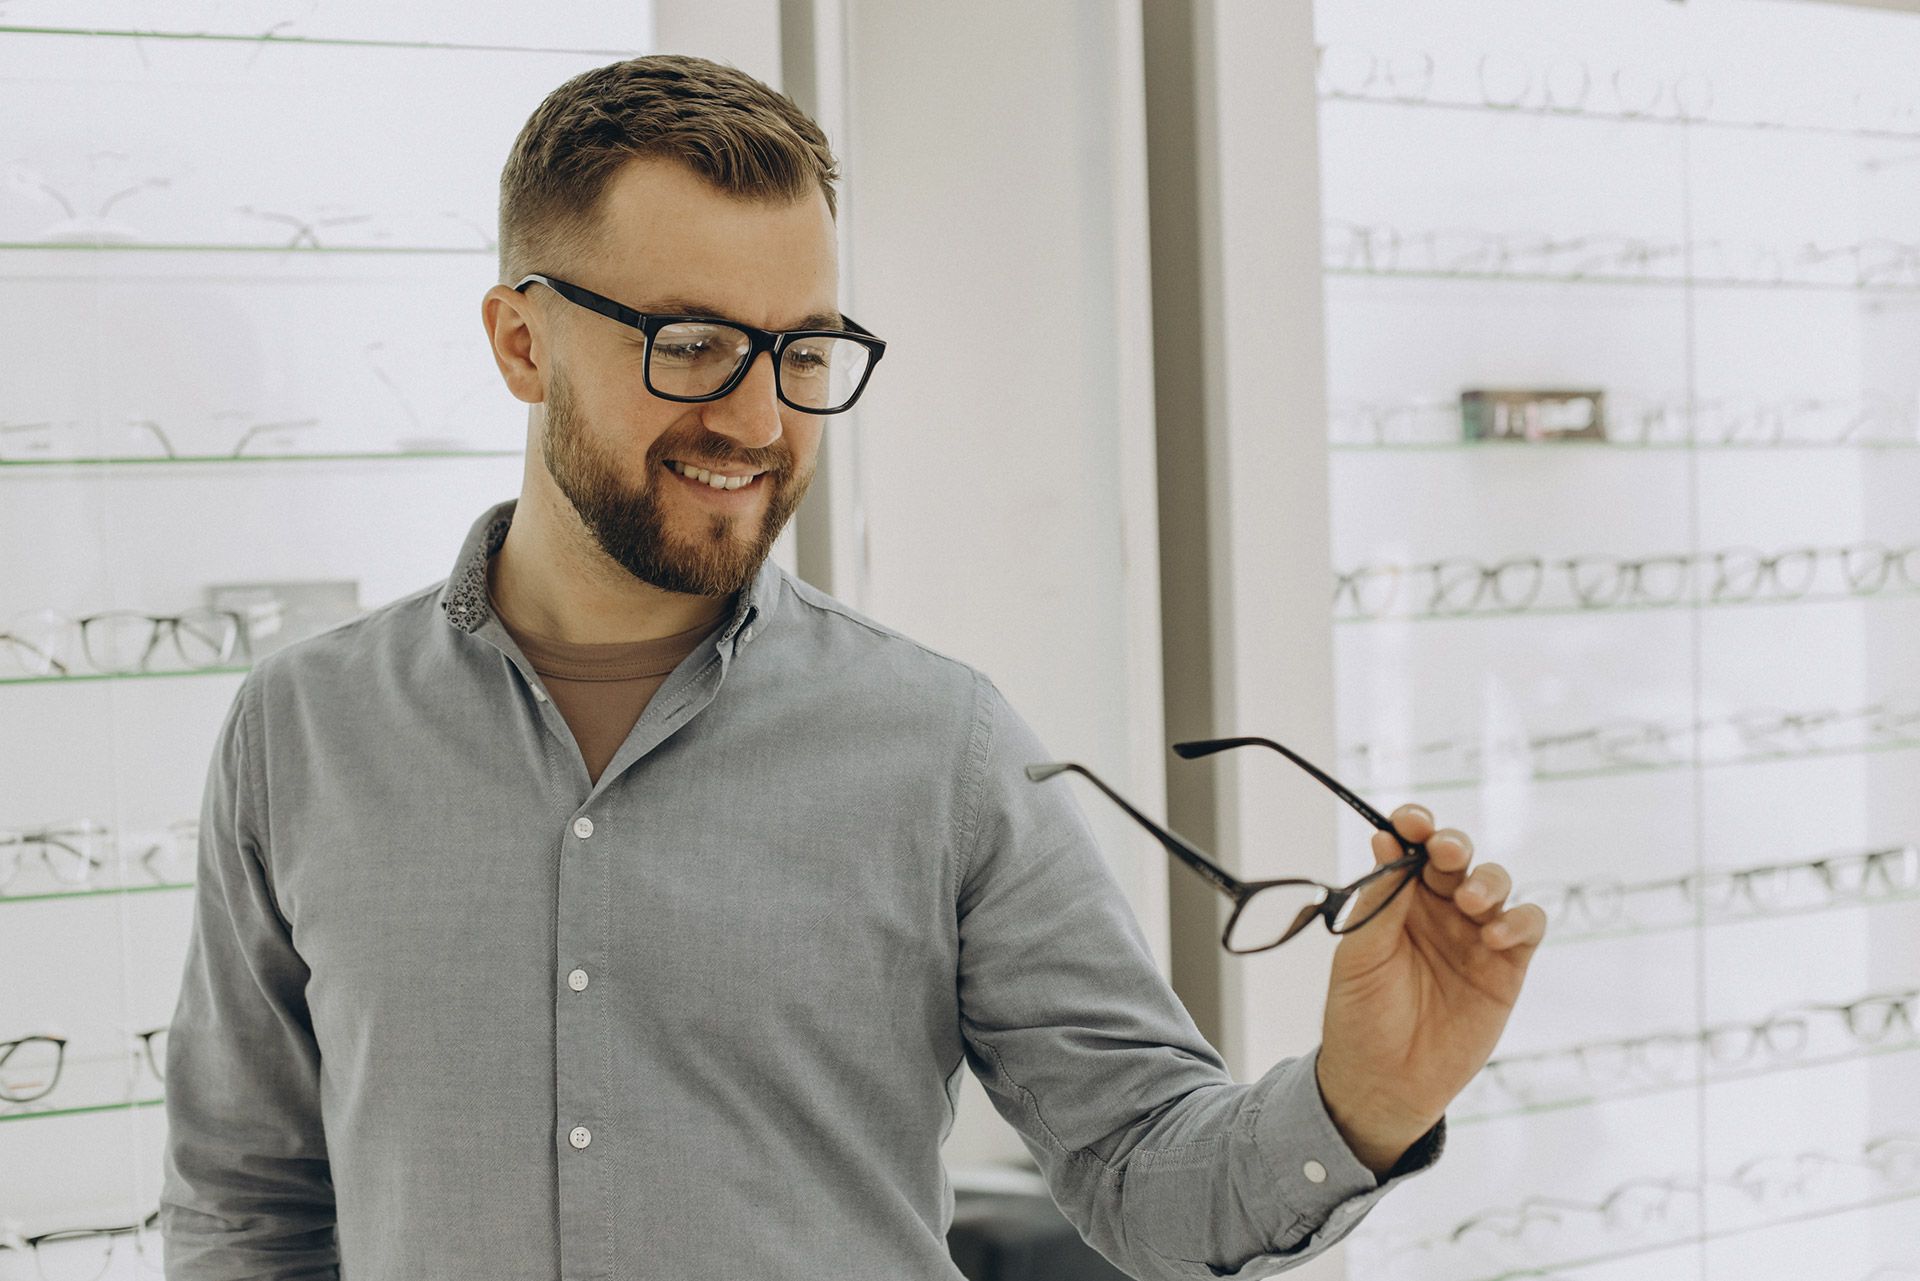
[1314,2,1920,1279]
[0,7,651,1271]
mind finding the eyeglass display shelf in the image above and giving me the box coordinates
[1428,1185,1920,1281]
[0,880,193,909]
[0,240,495,256]
[1334,586,1920,626]
[0,21,643,57]
[1535,884,1920,950]
[0,666,247,689]
[1319,89,1920,143]
[0,1059,163,1128]
[1455,1035,1920,1129]
[1325,265,1920,295]
[1329,440,1920,453]
[0,448,520,471]
[1358,731,1920,795]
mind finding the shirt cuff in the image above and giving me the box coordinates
[1243,1046,1446,1260]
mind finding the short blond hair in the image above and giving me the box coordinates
[497,53,839,286]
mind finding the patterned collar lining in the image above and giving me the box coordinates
[438,498,766,645]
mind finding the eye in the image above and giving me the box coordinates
[783,341,832,373]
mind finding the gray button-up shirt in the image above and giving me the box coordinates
[160,497,1440,1281]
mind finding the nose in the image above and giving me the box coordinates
[697,350,784,452]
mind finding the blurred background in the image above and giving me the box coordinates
[2,1,1917,1278]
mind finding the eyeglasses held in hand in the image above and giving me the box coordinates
[513,274,886,415]
[1026,736,1428,953]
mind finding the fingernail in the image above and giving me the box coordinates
[1407,804,1433,822]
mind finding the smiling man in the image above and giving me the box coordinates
[159,54,1543,1281]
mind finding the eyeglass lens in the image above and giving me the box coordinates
[649,322,873,411]
[1226,858,1419,952]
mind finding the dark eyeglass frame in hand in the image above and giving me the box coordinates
[1026,736,1429,953]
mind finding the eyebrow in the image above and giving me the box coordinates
[633,298,846,331]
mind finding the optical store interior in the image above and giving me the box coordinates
[3,1,1919,1279]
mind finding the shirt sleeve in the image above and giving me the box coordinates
[953,672,1442,1280]
[160,673,340,1280]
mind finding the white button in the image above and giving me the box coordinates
[1303,1160,1328,1184]
[568,1126,591,1149]
[572,816,594,839]
[567,969,589,992]
[535,688,549,702]
[1337,1203,1358,1217]
[741,626,754,643]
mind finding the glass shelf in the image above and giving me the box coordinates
[1330,440,1920,453]
[0,240,493,255]
[1320,89,1920,143]
[0,447,519,471]
[1448,1186,1920,1281]
[0,666,248,689]
[0,1057,163,1128]
[1538,885,1920,950]
[1325,265,1920,295]
[0,881,193,908]
[1334,587,1920,627]
[0,22,642,57]
[1365,733,1920,796]
[1456,1037,1920,1128]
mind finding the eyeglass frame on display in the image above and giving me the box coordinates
[0,609,249,679]
[0,1207,162,1280]
[0,822,109,892]
[0,819,197,898]
[1025,735,1429,953]
[0,1025,177,1111]
[511,273,887,415]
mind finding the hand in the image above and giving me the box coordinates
[1313,805,1547,1175]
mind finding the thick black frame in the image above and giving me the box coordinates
[513,273,886,414]
[1025,735,1429,954]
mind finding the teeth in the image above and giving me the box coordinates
[668,460,761,490]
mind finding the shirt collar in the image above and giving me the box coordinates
[437,497,776,651]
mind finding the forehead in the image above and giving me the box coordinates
[585,156,838,329]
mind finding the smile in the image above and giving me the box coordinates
[665,459,767,491]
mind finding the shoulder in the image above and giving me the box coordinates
[765,569,1020,755]
[240,580,448,708]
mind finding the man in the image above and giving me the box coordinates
[161,54,1545,1280]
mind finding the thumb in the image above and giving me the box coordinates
[1328,828,1422,969]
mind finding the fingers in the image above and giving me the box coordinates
[1453,861,1512,925]
[1480,901,1549,955]
[1390,804,1435,847]
[1370,804,1436,867]
[1420,827,1473,896]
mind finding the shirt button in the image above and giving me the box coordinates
[567,968,589,992]
[568,1126,592,1150]
[741,626,754,643]
[572,816,594,839]
[1303,1160,1328,1184]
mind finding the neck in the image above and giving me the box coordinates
[489,484,734,645]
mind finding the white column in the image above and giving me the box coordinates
[820,0,1170,1170]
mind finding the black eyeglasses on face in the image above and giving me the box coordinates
[513,273,886,415]
[1026,736,1429,954]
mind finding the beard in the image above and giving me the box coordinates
[540,364,812,598]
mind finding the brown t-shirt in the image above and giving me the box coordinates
[486,569,730,785]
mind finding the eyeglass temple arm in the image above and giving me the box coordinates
[1025,762,1247,898]
[1172,736,1414,850]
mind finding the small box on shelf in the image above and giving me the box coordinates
[1461,389,1607,443]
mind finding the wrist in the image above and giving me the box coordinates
[1314,1054,1437,1178]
